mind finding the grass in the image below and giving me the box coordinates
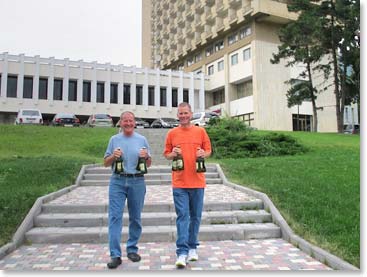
[0,125,360,268]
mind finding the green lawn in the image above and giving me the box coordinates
[0,125,360,267]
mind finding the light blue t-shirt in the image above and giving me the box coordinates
[104,132,151,174]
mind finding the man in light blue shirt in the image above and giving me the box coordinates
[104,111,152,269]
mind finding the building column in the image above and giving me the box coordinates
[155,68,160,111]
[189,72,195,109]
[33,55,40,103]
[63,58,69,105]
[167,70,172,111]
[143,67,148,110]
[178,71,184,104]
[199,73,205,111]
[77,60,84,107]
[91,61,97,107]
[47,57,55,105]
[118,64,124,109]
[17,54,25,101]
[0,52,9,103]
[224,53,230,114]
[105,63,111,107]
[131,66,136,110]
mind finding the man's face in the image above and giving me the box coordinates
[177,106,192,126]
[120,113,135,135]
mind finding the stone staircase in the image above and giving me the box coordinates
[25,164,281,244]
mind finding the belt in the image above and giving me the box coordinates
[119,173,144,178]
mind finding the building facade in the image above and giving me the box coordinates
[0,52,207,124]
[142,0,339,132]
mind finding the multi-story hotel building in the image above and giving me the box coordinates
[142,0,342,132]
[0,52,207,124]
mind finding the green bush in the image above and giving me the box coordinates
[206,118,308,158]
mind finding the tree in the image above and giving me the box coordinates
[288,0,360,133]
[271,1,325,132]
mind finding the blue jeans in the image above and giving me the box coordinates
[172,188,204,257]
[108,174,146,258]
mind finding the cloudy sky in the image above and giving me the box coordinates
[0,0,142,66]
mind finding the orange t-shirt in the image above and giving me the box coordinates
[164,125,212,188]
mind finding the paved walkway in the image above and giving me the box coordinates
[0,175,333,271]
[0,239,330,271]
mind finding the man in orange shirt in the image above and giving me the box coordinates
[164,102,212,268]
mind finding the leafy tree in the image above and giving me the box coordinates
[271,1,325,132]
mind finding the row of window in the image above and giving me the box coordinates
[184,25,252,69]
[0,75,189,107]
[207,48,251,75]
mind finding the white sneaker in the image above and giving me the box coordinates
[188,249,198,261]
[175,255,187,268]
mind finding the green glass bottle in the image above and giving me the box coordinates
[196,148,206,173]
[114,157,124,174]
[136,147,148,174]
[172,145,184,171]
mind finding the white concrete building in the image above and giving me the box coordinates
[142,0,342,132]
[0,52,207,124]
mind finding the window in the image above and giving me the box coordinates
[110,83,118,104]
[217,60,224,72]
[213,89,225,105]
[23,76,33,99]
[239,26,251,39]
[231,53,238,65]
[148,86,155,106]
[136,85,143,105]
[235,80,253,98]
[123,84,131,104]
[39,78,48,99]
[292,114,312,131]
[194,53,202,62]
[228,33,238,45]
[7,75,17,98]
[83,81,91,102]
[160,87,167,106]
[214,40,224,52]
[243,48,251,61]
[205,45,214,57]
[208,65,214,75]
[172,88,178,107]
[68,80,77,101]
[97,82,105,103]
[53,79,63,100]
[183,89,189,103]
[187,56,194,66]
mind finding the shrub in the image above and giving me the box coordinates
[206,118,307,158]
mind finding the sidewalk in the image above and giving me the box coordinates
[0,173,332,271]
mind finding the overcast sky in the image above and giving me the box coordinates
[0,0,142,67]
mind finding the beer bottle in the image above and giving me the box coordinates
[196,148,206,172]
[136,147,148,174]
[114,148,124,174]
[172,145,184,171]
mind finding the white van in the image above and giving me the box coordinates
[191,111,220,127]
[15,109,43,125]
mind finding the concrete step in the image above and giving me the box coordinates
[35,210,272,227]
[25,223,281,243]
[79,178,223,186]
[41,200,264,214]
[82,172,220,180]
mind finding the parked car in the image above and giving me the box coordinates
[343,124,360,134]
[86,113,114,127]
[51,113,80,127]
[115,117,150,129]
[135,118,150,128]
[150,118,179,128]
[190,111,220,127]
[14,108,43,125]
